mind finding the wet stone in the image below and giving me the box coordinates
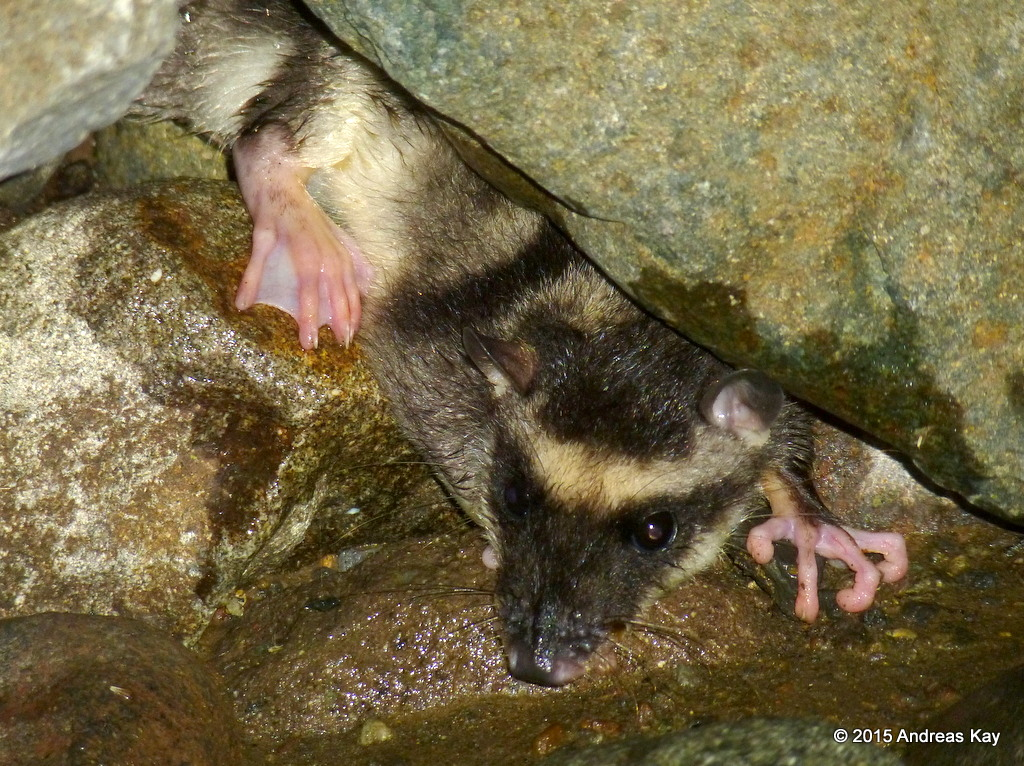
[195,495,1024,764]
[207,532,524,746]
[0,612,245,766]
[0,181,454,639]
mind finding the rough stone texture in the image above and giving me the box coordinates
[95,119,229,188]
[0,180,453,639]
[811,420,960,532]
[210,530,781,744]
[212,533,522,742]
[309,0,1024,523]
[207,435,942,748]
[0,613,245,766]
[0,0,179,179]
[539,719,903,766]
[904,664,1024,766]
[207,485,1024,764]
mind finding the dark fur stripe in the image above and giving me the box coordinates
[535,317,727,458]
[383,222,578,342]
[234,2,334,136]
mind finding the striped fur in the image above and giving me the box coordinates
[137,0,827,685]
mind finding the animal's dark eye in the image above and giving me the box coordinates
[630,510,676,552]
[502,478,532,518]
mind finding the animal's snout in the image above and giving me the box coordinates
[506,639,586,687]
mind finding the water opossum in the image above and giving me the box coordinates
[136,0,908,686]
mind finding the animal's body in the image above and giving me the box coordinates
[136,0,907,686]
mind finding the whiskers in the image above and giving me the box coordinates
[403,583,495,603]
[599,599,720,681]
[315,579,494,606]
[334,457,450,473]
[718,505,774,560]
[392,582,506,653]
[606,601,707,664]
[583,612,716,728]
[346,581,499,634]
[331,497,469,542]
[619,616,696,655]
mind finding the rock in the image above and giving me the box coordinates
[538,719,903,765]
[0,0,179,179]
[0,141,97,231]
[308,0,1024,523]
[358,719,396,745]
[903,664,1024,766]
[95,119,228,188]
[0,180,454,639]
[200,464,1020,763]
[811,421,957,531]
[211,532,524,743]
[208,529,836,745]
[0,612,244,766]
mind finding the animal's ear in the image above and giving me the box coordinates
[462,327,538,396]
[700,370,784,445]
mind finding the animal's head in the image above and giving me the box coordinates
[462,323,785,686]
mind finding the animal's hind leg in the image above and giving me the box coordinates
[233,123,372,350]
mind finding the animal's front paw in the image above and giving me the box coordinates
[747,515,908,622]
[233,124,372,350]
[751,471,908,622]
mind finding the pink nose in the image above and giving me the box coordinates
[507,643,587,687]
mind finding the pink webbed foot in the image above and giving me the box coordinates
[749,476,908,622]
[233,125,372,350]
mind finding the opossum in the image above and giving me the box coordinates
[135,0,908,686]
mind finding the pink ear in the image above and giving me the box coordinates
[699,370,784,444]
[462,327,538,396]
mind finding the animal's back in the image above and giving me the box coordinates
[134,0,909,688]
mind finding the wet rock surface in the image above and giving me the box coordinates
[0,12,1023,759]
[0,181,454,638]
[199,496,1022,765]
[309,0,1024,523]
[206,533,520,745]
[0,612,245,766]
[188,420,1018,764]
[539,719,904,766]
[0,499,1016,765]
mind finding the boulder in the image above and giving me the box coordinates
[309,0,1024,523]
[0,180,452,639]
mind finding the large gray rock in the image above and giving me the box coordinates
[0,0,179,179]
[309,0,1024,523]
[0,180,452,639]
